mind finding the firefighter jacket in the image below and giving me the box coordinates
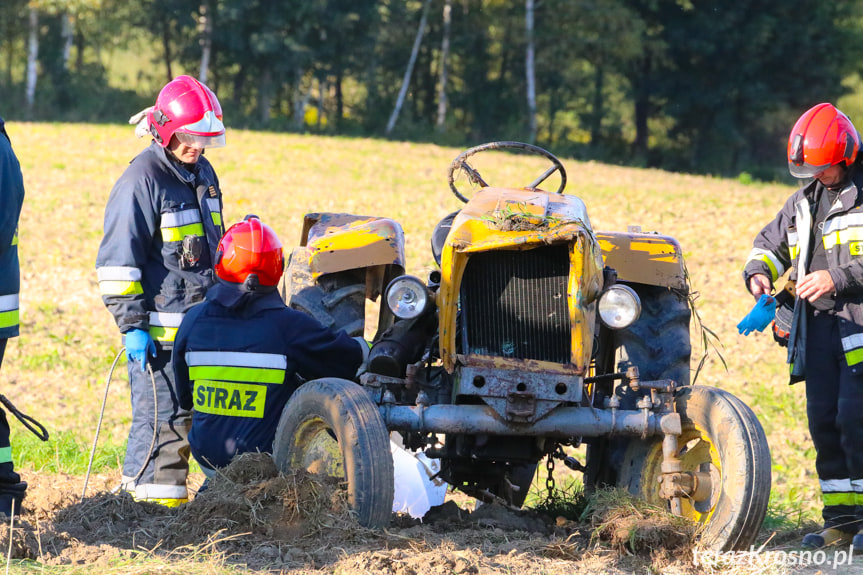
[0,119,24,340]
[171,282,365,470]
[744,167,863,380]
[95,142,224,346]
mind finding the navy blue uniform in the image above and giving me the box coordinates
[96,141,224,503]
[0,118,26,513]
[172,283,364,471]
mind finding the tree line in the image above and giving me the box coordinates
[1,0,860,179]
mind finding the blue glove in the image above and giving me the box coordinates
[125,328,156,371]
[737,294,776,336]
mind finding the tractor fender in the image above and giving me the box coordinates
[298,212,406,280]
[596,230,687,291]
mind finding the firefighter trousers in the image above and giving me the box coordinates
[122,347,191,503]
[805,310,863,532]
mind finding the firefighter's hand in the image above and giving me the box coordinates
[125,328,156,372]
[796,270,835,303]
[748,273,772,299]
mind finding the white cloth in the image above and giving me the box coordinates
[390,440,448,519]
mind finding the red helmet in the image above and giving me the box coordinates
[215,216,284,289]
[788,103,860,178]
[148,75,226,149]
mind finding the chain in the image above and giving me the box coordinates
[546,452,556,499]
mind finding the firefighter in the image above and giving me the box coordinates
[744,103,863,548]
[95,76,227,506]
[0,118,27,515]
[171,216,366,479]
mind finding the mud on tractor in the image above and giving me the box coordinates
[273,142,771,551]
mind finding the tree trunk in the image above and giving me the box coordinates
[162,25,173,83]
[525,0,537,144]
[25,7,38,114]
[386,0,432,135]
[198,1,213,83]
[61,12,74,71]
[631,55,651,165]
[435,0,452,132]
[590,66,604,151]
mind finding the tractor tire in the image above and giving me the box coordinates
[273,378,394,528]
[585,283,691,487]
[616,283,691,387]
[285,247,366,337]
[617,385,771,551]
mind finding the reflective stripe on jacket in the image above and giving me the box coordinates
[95,142,225,345]
[171,284,364,469]
[0,118,24,339]
[744,168,863,377]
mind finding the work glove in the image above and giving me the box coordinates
[737,294,776,335]
[354,337,372,377]
[128,106,154,139]
[125,328,156,371]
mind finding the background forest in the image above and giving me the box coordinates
[2,0,863,180]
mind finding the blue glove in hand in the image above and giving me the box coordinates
[125,328,156,372]
[737,294,776,336]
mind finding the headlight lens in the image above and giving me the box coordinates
[386,276,429,319]
[598,285,641,329]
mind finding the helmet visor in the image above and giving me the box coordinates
[789,159,834,179]
[175,131,226,149]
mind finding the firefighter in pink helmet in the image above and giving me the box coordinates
[96,76,227,506]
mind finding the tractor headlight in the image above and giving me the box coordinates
[598,285,641,329]
[386,275,430,320]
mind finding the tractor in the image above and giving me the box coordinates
[273,141,771,551]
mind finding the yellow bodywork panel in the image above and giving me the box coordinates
[438,187,604,373]
[298,212,406,279]
[597,231,687,290]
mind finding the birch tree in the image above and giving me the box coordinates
[386,0,432,135]
[525,0,537,144]
[25,7,38,113]
[435,0,452,132]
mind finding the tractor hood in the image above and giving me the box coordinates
[446,187,594,251]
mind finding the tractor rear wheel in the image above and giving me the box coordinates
[617,385,771,551]
[273,378,394,528]
[284,247,366,337]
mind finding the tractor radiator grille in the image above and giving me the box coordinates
[460,245,571,363]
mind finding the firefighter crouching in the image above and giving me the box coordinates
[171,217,367,482]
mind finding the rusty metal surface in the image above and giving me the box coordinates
[454,358,584,423]
[298,212,406,279]
[596,231,687,290]
[380,403,680,438]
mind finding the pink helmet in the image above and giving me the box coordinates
[148,75,226,149]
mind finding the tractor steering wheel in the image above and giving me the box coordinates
[447,141,567,203]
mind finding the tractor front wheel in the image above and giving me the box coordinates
[273,378,394,528]
[617,385,771,551]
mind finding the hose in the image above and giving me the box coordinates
[81,348,159,502]
[0,395,48,442]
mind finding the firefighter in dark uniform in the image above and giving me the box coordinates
[0,118,28,515]
[744,103,863,549]
[95,76,227,506]
[171,217,366,477]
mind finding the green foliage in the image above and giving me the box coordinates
[11,428,125,475]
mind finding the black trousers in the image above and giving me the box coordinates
[0,339,21,486]
[805,311,863,532]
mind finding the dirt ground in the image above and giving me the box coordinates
[0,453,712,574]
[0,454,858,574]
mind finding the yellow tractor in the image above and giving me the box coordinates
[273,141,770,551]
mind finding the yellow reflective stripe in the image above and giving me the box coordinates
[189,365,284,384]
[0,447,11,464]
[823,492,856,507]
[161,223,204,242]
[99,280,143,296]
[745,248,784,282]
[193,380,266,418]
[11,227,17,247]
[211,212,222,226]
[150,326,178,342]
[846,348,863,366]
[0,310,18,329]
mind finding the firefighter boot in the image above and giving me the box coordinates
[0,481,27,517]
[802,527,854,549]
